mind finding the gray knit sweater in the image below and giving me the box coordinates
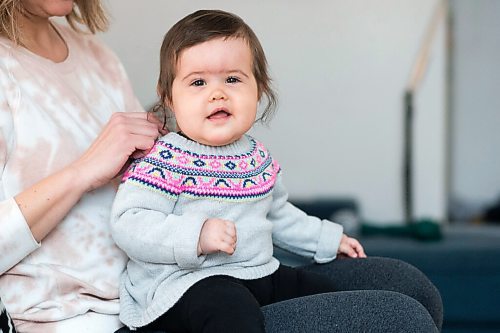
[110,133,343,329]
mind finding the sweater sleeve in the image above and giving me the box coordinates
[268,172,343,264]
[0,62,40,275]
[110,181,208,269]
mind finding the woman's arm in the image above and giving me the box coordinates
[15,112,164,242]
[0,110,164,274]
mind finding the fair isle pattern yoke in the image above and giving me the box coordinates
[122,136,281,201]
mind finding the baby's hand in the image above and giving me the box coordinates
[198,218,237,256]
[337,234,367,258]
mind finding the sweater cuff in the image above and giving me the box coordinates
[0,198,40,274]
[173,212,207,269]
[313,220,343,264]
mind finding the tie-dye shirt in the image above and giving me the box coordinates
[0,22,141,333]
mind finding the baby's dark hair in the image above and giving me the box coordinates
[153,9,277,129]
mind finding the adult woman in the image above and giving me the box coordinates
[0,0,165,332]
[0,1,442,332]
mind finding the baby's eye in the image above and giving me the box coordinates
[226,76,241,84]
[191,79,206,87]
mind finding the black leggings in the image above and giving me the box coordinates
[0,297,16,333]
[301,256,443,330]
[143,265,337,333]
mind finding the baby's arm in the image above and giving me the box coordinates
[268,173,344,263]
[110,182,207,268]
[197,218,237,256]
[268,171,366,261]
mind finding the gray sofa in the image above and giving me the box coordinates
[359,225,500,333]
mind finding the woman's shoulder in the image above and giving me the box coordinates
[0,35,17,64]
[0,39,19,113]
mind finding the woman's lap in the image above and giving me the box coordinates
[117,289,439,333]
[300,256,443,330]
[2,257,441,333]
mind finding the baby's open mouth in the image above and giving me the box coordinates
[208,109,230,119]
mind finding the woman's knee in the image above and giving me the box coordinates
[262,290,439,333]
[300,256,443,330]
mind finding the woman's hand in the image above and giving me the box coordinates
[72,112,167,192]
[337,234,367,258]
[197,218,237,256]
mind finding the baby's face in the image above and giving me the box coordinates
[168,37,259,146]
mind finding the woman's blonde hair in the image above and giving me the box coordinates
[0,0,108,44]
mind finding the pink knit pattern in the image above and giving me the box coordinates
[123,138,280,201]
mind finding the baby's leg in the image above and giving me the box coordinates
[253,264,337,303]
[144,275,265,333]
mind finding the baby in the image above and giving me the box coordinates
[110,9,365,332]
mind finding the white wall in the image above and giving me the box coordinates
[99,0,447,225]
[449,0,500,219]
